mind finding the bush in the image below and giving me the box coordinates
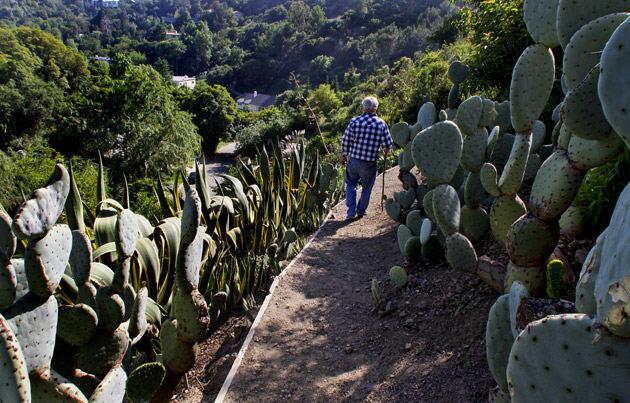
[235,108,295,156]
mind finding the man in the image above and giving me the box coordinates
[341,96,393,221]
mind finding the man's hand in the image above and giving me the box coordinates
[341,155,348,166]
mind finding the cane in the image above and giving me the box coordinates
[380,150,388,212]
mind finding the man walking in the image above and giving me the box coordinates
[341,96,393,221]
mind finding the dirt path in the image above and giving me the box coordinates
[189,143,237,191]
[216,169,497,402]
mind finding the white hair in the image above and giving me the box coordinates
[362,96,379,112]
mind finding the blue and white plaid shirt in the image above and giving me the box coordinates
[342,112,393,162]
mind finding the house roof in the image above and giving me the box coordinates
[237,93,276,108]
[172,75,195,82]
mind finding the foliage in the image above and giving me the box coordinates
[235,107,295,156]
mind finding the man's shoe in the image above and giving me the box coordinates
[345,215,357,222]
[357,213,367,219]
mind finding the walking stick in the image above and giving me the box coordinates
[381,151,387,212]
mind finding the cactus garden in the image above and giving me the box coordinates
[2,0,630,401]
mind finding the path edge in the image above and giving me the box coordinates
[213,166,398,403]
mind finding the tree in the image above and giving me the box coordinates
[179,82,238,153]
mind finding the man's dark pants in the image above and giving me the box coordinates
[345,157,377,218]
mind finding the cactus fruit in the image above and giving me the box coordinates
[510,44,555,133]
[506,214,559,267]
[563,13,629,90]
[397,225,414,255]
[523,0,560,47]
[556,0,630,49]
[594,183,630,337]
[506,314,630,401]
[159,319,196,375]
[12,164,70,240]
[505,262,544,294]
[76,326,129,379]
[546,260,564,300]
[57,304,98,347]
[89,365,127,403]
[0,211,16,258]
[24,224,72,298]
[4,294,58,374]
[575,230,606,315]
[0,313,31,402]
[489,195,527,247]
[411,121,464,185]
[389,266,408,288]
[126,362,166,403]
[598,16,630,148]
[485,295,513,393]
[445,233,478,272]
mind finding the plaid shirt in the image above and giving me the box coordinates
[341,113,393,162]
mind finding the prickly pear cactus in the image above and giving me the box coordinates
[89,365,128,403]
[485,295,513,394]
[411,121,463,185]
[0,313,30,402]
[24,224,72,298]
[389,266,408,288]
[126,362,166,403]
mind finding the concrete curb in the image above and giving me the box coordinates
[213,166,398,402]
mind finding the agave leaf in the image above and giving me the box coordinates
[220,175,250,220]
[93,242,117,261]
[94,207,118,247]
[90,262,114,287]
[66,160,85,233]
[155,175,175,218]
[123,174,130,209]
[135,238,160,298]
[145,297,165,325]
[97,151,106,209]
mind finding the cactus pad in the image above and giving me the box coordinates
[12,164,70,240]
[464,171,486,208]
[126,362,165,403]
[24,224,72,298]
[494,101,511,134]
[160,319,196,375]
[96,287,125,333]
[507,314,630,401]
[562,66,613,140]
[567,130,625,171]
[391,122,411,148]
[77,326,129,379]
[485,295,513,392]
[405,210,423,236]
[480,163,501,197]
[397,225,414,255]
[0,211,16,258]
[129,287,148,345]
[384,199,402,222]
[172,288,209,344]
[506,214,559,267]
[89,365,127,403]
[30,370,88,403]
[508,281,530,338]
[175,227,205,292]
[461,206,490,242]
[505,262,544,294]
[115,209,139,259]
[389,266,408,288]
[563,13,628,90]
[489,196,527,247]
[523,0,560,47]
[445,233,478,272]
[404,237,422,262]
[57,304,98,347]
[0,253,16,310]
[77,283,97,309]
[411,121,463,185]
[575,230,605,315]
[529,151,583,222]
[70,230,92,287]
[448,61,469,84]
[598,16,630,148]
[432,185,461,236]
[595,183,630,336]
[510,44,555,133]
[0,313,30,403]
[395,188,416,210]
[420,219,432,245]
[4,294,57,374]
[556,0,630,49]
[461,128,489,172]
[181,189,202,246]
[455,96,483,135]
[498,132,532,196]
[418,102,437,130]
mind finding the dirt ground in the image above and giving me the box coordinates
[171,168,499,403]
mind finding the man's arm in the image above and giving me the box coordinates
[341,120,354,164]
[382,123,394,155]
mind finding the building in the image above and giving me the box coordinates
[236,91,276,111]
[171,76,197,90]
[165,29,180,39]
[90,56,113,64]
[101,0,119,8]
